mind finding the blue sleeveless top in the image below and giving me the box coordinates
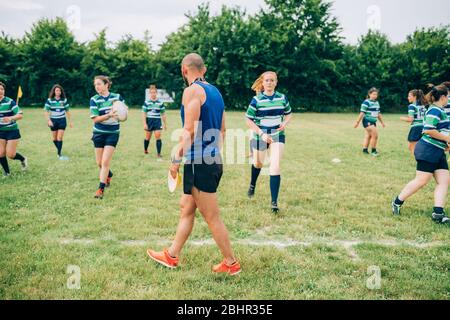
[181,81,225,162]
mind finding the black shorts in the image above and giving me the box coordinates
[251,135,286,152]
[417,156,449,173]
[49,118,67,131]
[0,129,21,141]
[408,126,423,142]
[183,162,223,194]
[92,133,120,148]
[146,118,162,132]
[363,119,377,128]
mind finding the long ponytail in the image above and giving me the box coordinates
[425,84,448,105]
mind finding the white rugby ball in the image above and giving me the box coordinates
[112,101,129,122]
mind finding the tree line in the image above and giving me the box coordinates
[0,0,449,112]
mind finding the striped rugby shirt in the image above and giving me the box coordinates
[90,93,124,134]
[422,105,450,150]
[246,92,292,140]
[44,98,70,119]
[142,99,165,119]
[0,97,22,131]
[407,103,426,127]
[360,99,381,123]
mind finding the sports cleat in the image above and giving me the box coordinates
[94,188,104,199]
[2,172,11,179]
[363,150,370,155]
[271,202,280,214]
[157,155,163,162]
[432,212,450,225]
[147,249,179,269]
[58,155,69,161]
[213,260,241,276]
[106,177,112,188]
[392,201,402,216]
[21,157,28,170]
[247,186,255,199]
[144,150,149,155]
[371,151,379,157]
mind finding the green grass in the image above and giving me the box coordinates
[0,109,449,300]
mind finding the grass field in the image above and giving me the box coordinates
[0,109,449,300]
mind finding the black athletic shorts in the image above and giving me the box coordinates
[251,135,286,152]
[363,118,377,128]
[0,129,21,141]
[183,162,223,194]
[408,126,423,142]
[49,118,67,132]
[146,118,163,132]
[417,156,449,173]
[92,133,120,148]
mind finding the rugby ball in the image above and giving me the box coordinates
[112,101,129,122]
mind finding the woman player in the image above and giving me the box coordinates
[354,88,386,156]
[246,71,293,214]
[0,82,28,177]
[44,84,73,160]
[90,76,124,199]
[142,85,167,160]
[400,89,427,154]
[392,85,450,225]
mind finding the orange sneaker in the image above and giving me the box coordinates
[94,188,104,199]
[106,177,112,188]
[147,249,179,269]
[213,260,241,276]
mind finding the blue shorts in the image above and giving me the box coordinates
[0,129,21,141]
[251,135,286,151]
[49,118,67,132]
[146,118,162,132]
[92,133,119,148]
[363,119,377,128]
[408,126,423,142]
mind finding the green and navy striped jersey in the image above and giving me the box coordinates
[360,99,381,123]
[407,103,426,127]
[142,99,165,119]
[90,93,124,134]
[0,97,22,131]
[422,105,450,150]
[44,98,70,119]
[246,92,292,140]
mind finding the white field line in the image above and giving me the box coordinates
[58,238,449,261]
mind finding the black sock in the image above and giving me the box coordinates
[156,139,162,155]
[99,182,106,191]
[0,156,10,174]
[394,197,404,206]
[53,140,58,151]
[363,148,369,153]
[144,139,150,152]
[13,153,25,162]
[56,141,63,156]
[108,170,113,178]
[270,175,281,204]
[433,207,444,215]
[250,165,262,188]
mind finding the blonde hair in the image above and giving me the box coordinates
[251,71,278,94]
[149,84,157,92]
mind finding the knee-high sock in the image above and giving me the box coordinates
[250,165,262,188]
[13,153,25,162]
[144,139,150,152]
[53,140,58,152]
[156,139,162,155]
[270,175,281,204]
[56,141,63,156]
[0,157,10,174]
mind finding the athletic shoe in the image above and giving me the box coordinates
[392,201,402,216]
[271,202,280,214]
[371,151,379,157]
[58,155,69,161]
[432,212,450,225]
[2,172,11,179]
[157,155,163,162]
[363,150,370,155]
[247,186,255,199]
[21,157,28,170]
[147,249,178,269]
[213,260,241,276]
[144,150,149,155]
[106,177,112,188]
[94,189,104,199]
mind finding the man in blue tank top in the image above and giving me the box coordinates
[147,53,241,276]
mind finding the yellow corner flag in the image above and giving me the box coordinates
[17,86,23,104]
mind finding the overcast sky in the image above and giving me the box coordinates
[1,0,449,48]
